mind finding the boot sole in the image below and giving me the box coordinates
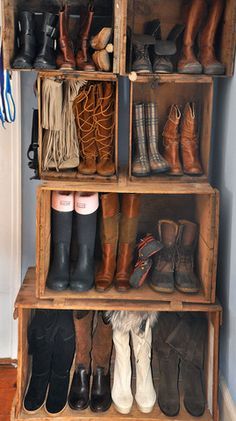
[132,172,151,177]
[151,168,170,174]
[149,283,174,294]
[158,400,180,417]
[44,403,67,416]
[95,283,113,293]
[113,403,133,414]
[137,403,155,413]
[175,285,199,293]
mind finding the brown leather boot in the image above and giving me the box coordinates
[199,0,225,75]
[162,105,183,175]
[95,193,119,292]
[175,220,200,293]
[57,5,75,69]
[76,6,96,71]
[150,220,178,293]
[178,0,205,74]
[115,194,141,292]
[95,83,116,176]
[180,103,203,175]
[73,84,97,175]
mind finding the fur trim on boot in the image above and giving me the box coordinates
[105,311,158,334]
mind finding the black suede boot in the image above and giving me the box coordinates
[34,13,58,69]
[13,11,36,69]
[70,193,98,291]
[46,191,74,291]
[45,311,75,415]
[68,365,90,410]
[90,367,112,412]
[23,310,58,413]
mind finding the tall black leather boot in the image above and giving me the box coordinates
[13,11,36,69]
[70,193,99,291]
[46,191,74,291]
[45,311,75,415]
[34,13,58,69]
[23,310,58,413]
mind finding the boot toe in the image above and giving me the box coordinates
[46,277,69,291]
[90,394,112,412]
[175,272,200,293]
[13,55,33,69]
[68,395,89,411]
[150,272,175,293]
[158,398,180,417]
[184,399,205,417]
[34,57,56,69]
[203,62,225,75]
[178,62,202,74]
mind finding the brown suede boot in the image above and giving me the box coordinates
[180,103,203,175]
[95,193,119,292]
[162,105,183,175]
[76,6,96,71]
[115,194,141,292]
[178,0,205,74]
[199,0,225,75]
[175,220,200,293]
[56,5,75,70]
[73,84,97,175]
[95,82,115,177]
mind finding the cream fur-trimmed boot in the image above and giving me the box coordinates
[131,320,156,413]
[111,329,133,414]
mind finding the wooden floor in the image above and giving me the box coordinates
[0,365,17,421]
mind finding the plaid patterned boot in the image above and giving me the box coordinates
[145,103,170,173]
[132,103,150,177]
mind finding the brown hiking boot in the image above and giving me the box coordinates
[95,83,115,176]
[115,194,141,292]
[162,105,182,175]
[175,220,200,293]
[180,103,203,175]
[150,220,178,293]
[73,84,97,175]
[76,6,96,71]
[56,5,75,70]
[178,0,205,74]
[95,193,119,292]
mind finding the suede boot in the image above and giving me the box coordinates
[180,102,203,175]
[68,311,92,411]
[45,311,75,415]
[57,5,76,70]
[199,0,225,75]
[46,191,74,291]
[154,313,180,417]
[70,192,98,291]
[34,13,58,69]
[13,11,36,69]
[175,220,200,293]
[96,193,119,292]
[90,28,112,50]
[95,83,116,176]
[23,310,57,413]
[162,105,182,175]
[115,194,141,292]
[150,220,178,293]
[178,0,205,73]
[76,6,96,71]
[92,50,111,72]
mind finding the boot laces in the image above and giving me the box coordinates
[94,88,115,160]
[135,45,149,61]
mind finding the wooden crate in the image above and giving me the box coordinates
[36,184,219,304]
[2,0,123,75]
[37,73,119,183]
[11,268,222,421]
[129,76,213,183]
[120,0,236,77]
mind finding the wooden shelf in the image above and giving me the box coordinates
[128,73,213,84]
[38,70,118,81]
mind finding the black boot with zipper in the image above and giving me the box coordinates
[34,13,58,69]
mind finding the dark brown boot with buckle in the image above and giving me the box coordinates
[162,105,182,175]
[76,5,96,71]
[115,194,141,292]
[95,193,119,292]
[175,220,200,293]
[180,103,203,176]
[150,220,178,293]
[57,5,75,70]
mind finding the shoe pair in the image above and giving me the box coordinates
[132,102,170,177]
[68,365,111,413]
[150,219,200,294]
[91,28,113,72]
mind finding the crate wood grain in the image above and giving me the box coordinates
[129,77,213,183]
[120,0,236,77]
[35,186,219,303]
[2,0,122,75]
[12,270,222,421]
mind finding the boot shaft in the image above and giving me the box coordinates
[200,0,224,47]
[95,82,115,160]
[176,220,198,272]
[180,102,202,174]
[183,0,206,46]
[153,220,178,273]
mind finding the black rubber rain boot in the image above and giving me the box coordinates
[23,310,58,413]
[45,310,75,415]
[70,192,99,291]
[34,12,58,69]
[46,191,74,291]
[13,11,36,69]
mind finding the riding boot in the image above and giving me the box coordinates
[34,13,58,69]
[162,105,183,175]
[76,6,96,71]
[57,5,75,69]
[70,192,99,291]
[13,12,36,69]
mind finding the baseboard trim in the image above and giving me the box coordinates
[219,375,236,421]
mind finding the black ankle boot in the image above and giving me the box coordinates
[90,367,112,412]
[70,193,98,291]
[13,11,36,69]
[23,310,58,413]
[68,365,90,410]
[34,13,58,69]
